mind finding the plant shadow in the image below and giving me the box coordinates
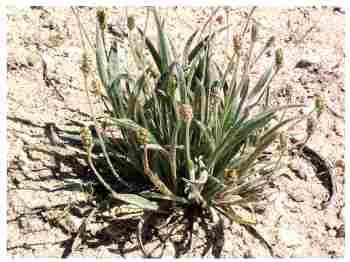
[7,116,225,258]
[90,208,225,258]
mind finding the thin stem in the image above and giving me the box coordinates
[240,7,257,38]
[75,10,133,190]
[185,122,194,182]
[86,145,118,196]
[170,123,180,193]
[228,53,240,100]
[264,69,279,109]
[82,74,132,190]
[143,145,175,197]
[71,7,94,50]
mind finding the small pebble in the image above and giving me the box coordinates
[295,59,313,69]
[28,150,44,161]
[287,188,308,203]
[333,7,345,14]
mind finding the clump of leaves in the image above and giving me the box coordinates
[73,7,320,256]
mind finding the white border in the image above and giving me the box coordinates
[0,2,7,259]
[1,0,348,260]
[344,2,349,259]
[2,0,347,7]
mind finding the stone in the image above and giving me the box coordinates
[28,150,45,161]
[295,59,314,69]
[288,158,315,180]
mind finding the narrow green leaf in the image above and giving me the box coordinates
[232,77,250,124]
[96,20,109,88]
[111,192,159,211]
[188,24,232,62]
[209,110,275,170]
[107,41,124,83]
[108,79,125,118]
[137,27,162,73]
[203,175,226,201]
[139,191,189,205]
[213,61,230,94]
[173,62,190,104]
[247,63,273,106]
[251,36,275,68]
[167,34,178,63]
[112,118,158,144]
[108,74,134,118]
[152,8,170,74]
[194,119,215,152]
[237,132,278,175]
[182,29,199,65]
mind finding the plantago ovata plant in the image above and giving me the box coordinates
[72,7,321,256]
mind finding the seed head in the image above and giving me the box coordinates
[127,15,136,31]
[251,23,258,42]
[275,48,283,69]
[224,168,239,186]
[167,75,177,96]
[136,127,150,145]
[92,79,102,96]
[97,9,107,31]
[80,126,93,150]
[314,92,325,118]
[209,83,221,110]
[81,52,92,76]
[233,34,241,55]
